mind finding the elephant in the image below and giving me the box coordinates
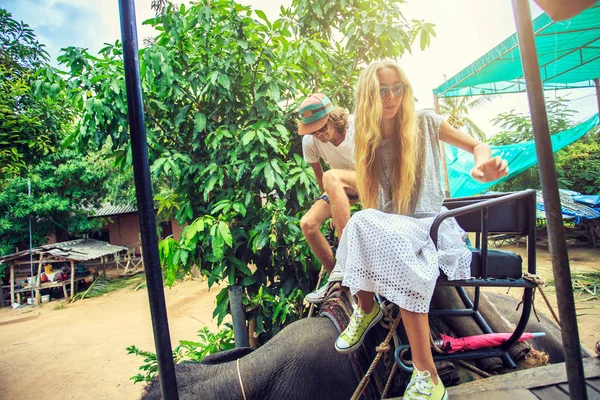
[142,289,577,400]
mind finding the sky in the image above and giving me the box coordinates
[2,0,597,136]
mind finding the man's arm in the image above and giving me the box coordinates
[310,162,325,192]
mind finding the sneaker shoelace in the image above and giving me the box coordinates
[346,309,365,341]
[405,370,434,399]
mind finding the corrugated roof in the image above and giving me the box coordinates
[0,239,128,264]
[92,203,138,217]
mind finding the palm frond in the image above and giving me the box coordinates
[463,117,487,141]
[467,95,498,110]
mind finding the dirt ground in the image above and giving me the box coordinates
[483,243,600,352]
[0,277,223,400]
[0,245,598,400]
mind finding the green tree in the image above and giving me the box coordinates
[487,97,598,193]
[0,9,73,178]
[55,0,434,341]
[0,149,110,256]
[555,135,600,194]
[0,10,117,270]
[488,98,578,146]
[438,95,495,140]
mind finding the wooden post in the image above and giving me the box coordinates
[34,254,43,305]
[595,78,600,117]
[512,0,587,397]
[434,94,452,198]
[62,283,68,300]
[139,244,144,269]
[70,260,75,301]
[10,263,15,305]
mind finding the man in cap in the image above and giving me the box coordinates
[298,93,358,304]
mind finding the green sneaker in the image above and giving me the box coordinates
[335,302,382,354]
[403,368,448,400]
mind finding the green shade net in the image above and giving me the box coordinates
[433,3,600,98]
[446,114,599,198]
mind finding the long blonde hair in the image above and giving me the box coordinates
[354,60,419,214]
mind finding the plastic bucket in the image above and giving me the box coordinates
[41,295,50,303]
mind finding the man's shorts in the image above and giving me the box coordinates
[314,193,359,205]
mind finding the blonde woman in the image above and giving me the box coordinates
[334,60,508,400]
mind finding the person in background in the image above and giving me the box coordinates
[297,93,358,304]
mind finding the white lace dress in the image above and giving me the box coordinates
[337,111,472,313]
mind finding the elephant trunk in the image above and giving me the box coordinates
[142,362,241,399]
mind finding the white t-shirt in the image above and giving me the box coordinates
[302,115,355,170]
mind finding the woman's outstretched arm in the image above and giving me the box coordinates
[439,120,508,183]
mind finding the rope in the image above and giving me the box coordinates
[378,302,397,330]
[308,266,326,318]
[380,302,402,399]
[457,360,492,378]
[519,272,561,327]
[237,358,247,400]
[381,362,398,399]
[350,305,402,400]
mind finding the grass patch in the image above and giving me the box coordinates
[83,275,146,299]
[69,274,147,303]
[53,303,66,310]
[548,270,600,300]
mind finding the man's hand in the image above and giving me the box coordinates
[470,156,509,182]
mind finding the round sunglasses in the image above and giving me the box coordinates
[380,84,408,99]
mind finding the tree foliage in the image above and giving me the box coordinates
[438,95,495,140]
[555,135,600,194]
[0,9,119,265]
[0,9,74,178]
[488,97,599,193]
[487,98,578,146]
[51,0,434,341]
[0,149,111,257]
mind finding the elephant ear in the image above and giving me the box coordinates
[201,347,255,365]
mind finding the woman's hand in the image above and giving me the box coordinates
[470,156,509,182]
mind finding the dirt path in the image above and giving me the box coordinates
[484,244,600,351]
[0,246,598,399]
[0,278,223,400]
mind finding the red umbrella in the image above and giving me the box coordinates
[435,332,545,353]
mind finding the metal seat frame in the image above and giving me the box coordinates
[395,189,538,371]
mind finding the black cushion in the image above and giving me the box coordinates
[469,248,522,278]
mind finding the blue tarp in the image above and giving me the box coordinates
[572,194,600,208]
[535,190,600,222]
[446,113,599,198]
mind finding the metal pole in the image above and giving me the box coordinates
[511,1,587,398]
[594,78,600,116]
[118,1,179,398]
[229,286,250,348]
[434,94,451,198]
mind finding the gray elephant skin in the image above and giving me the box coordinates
[141,292,568,400]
